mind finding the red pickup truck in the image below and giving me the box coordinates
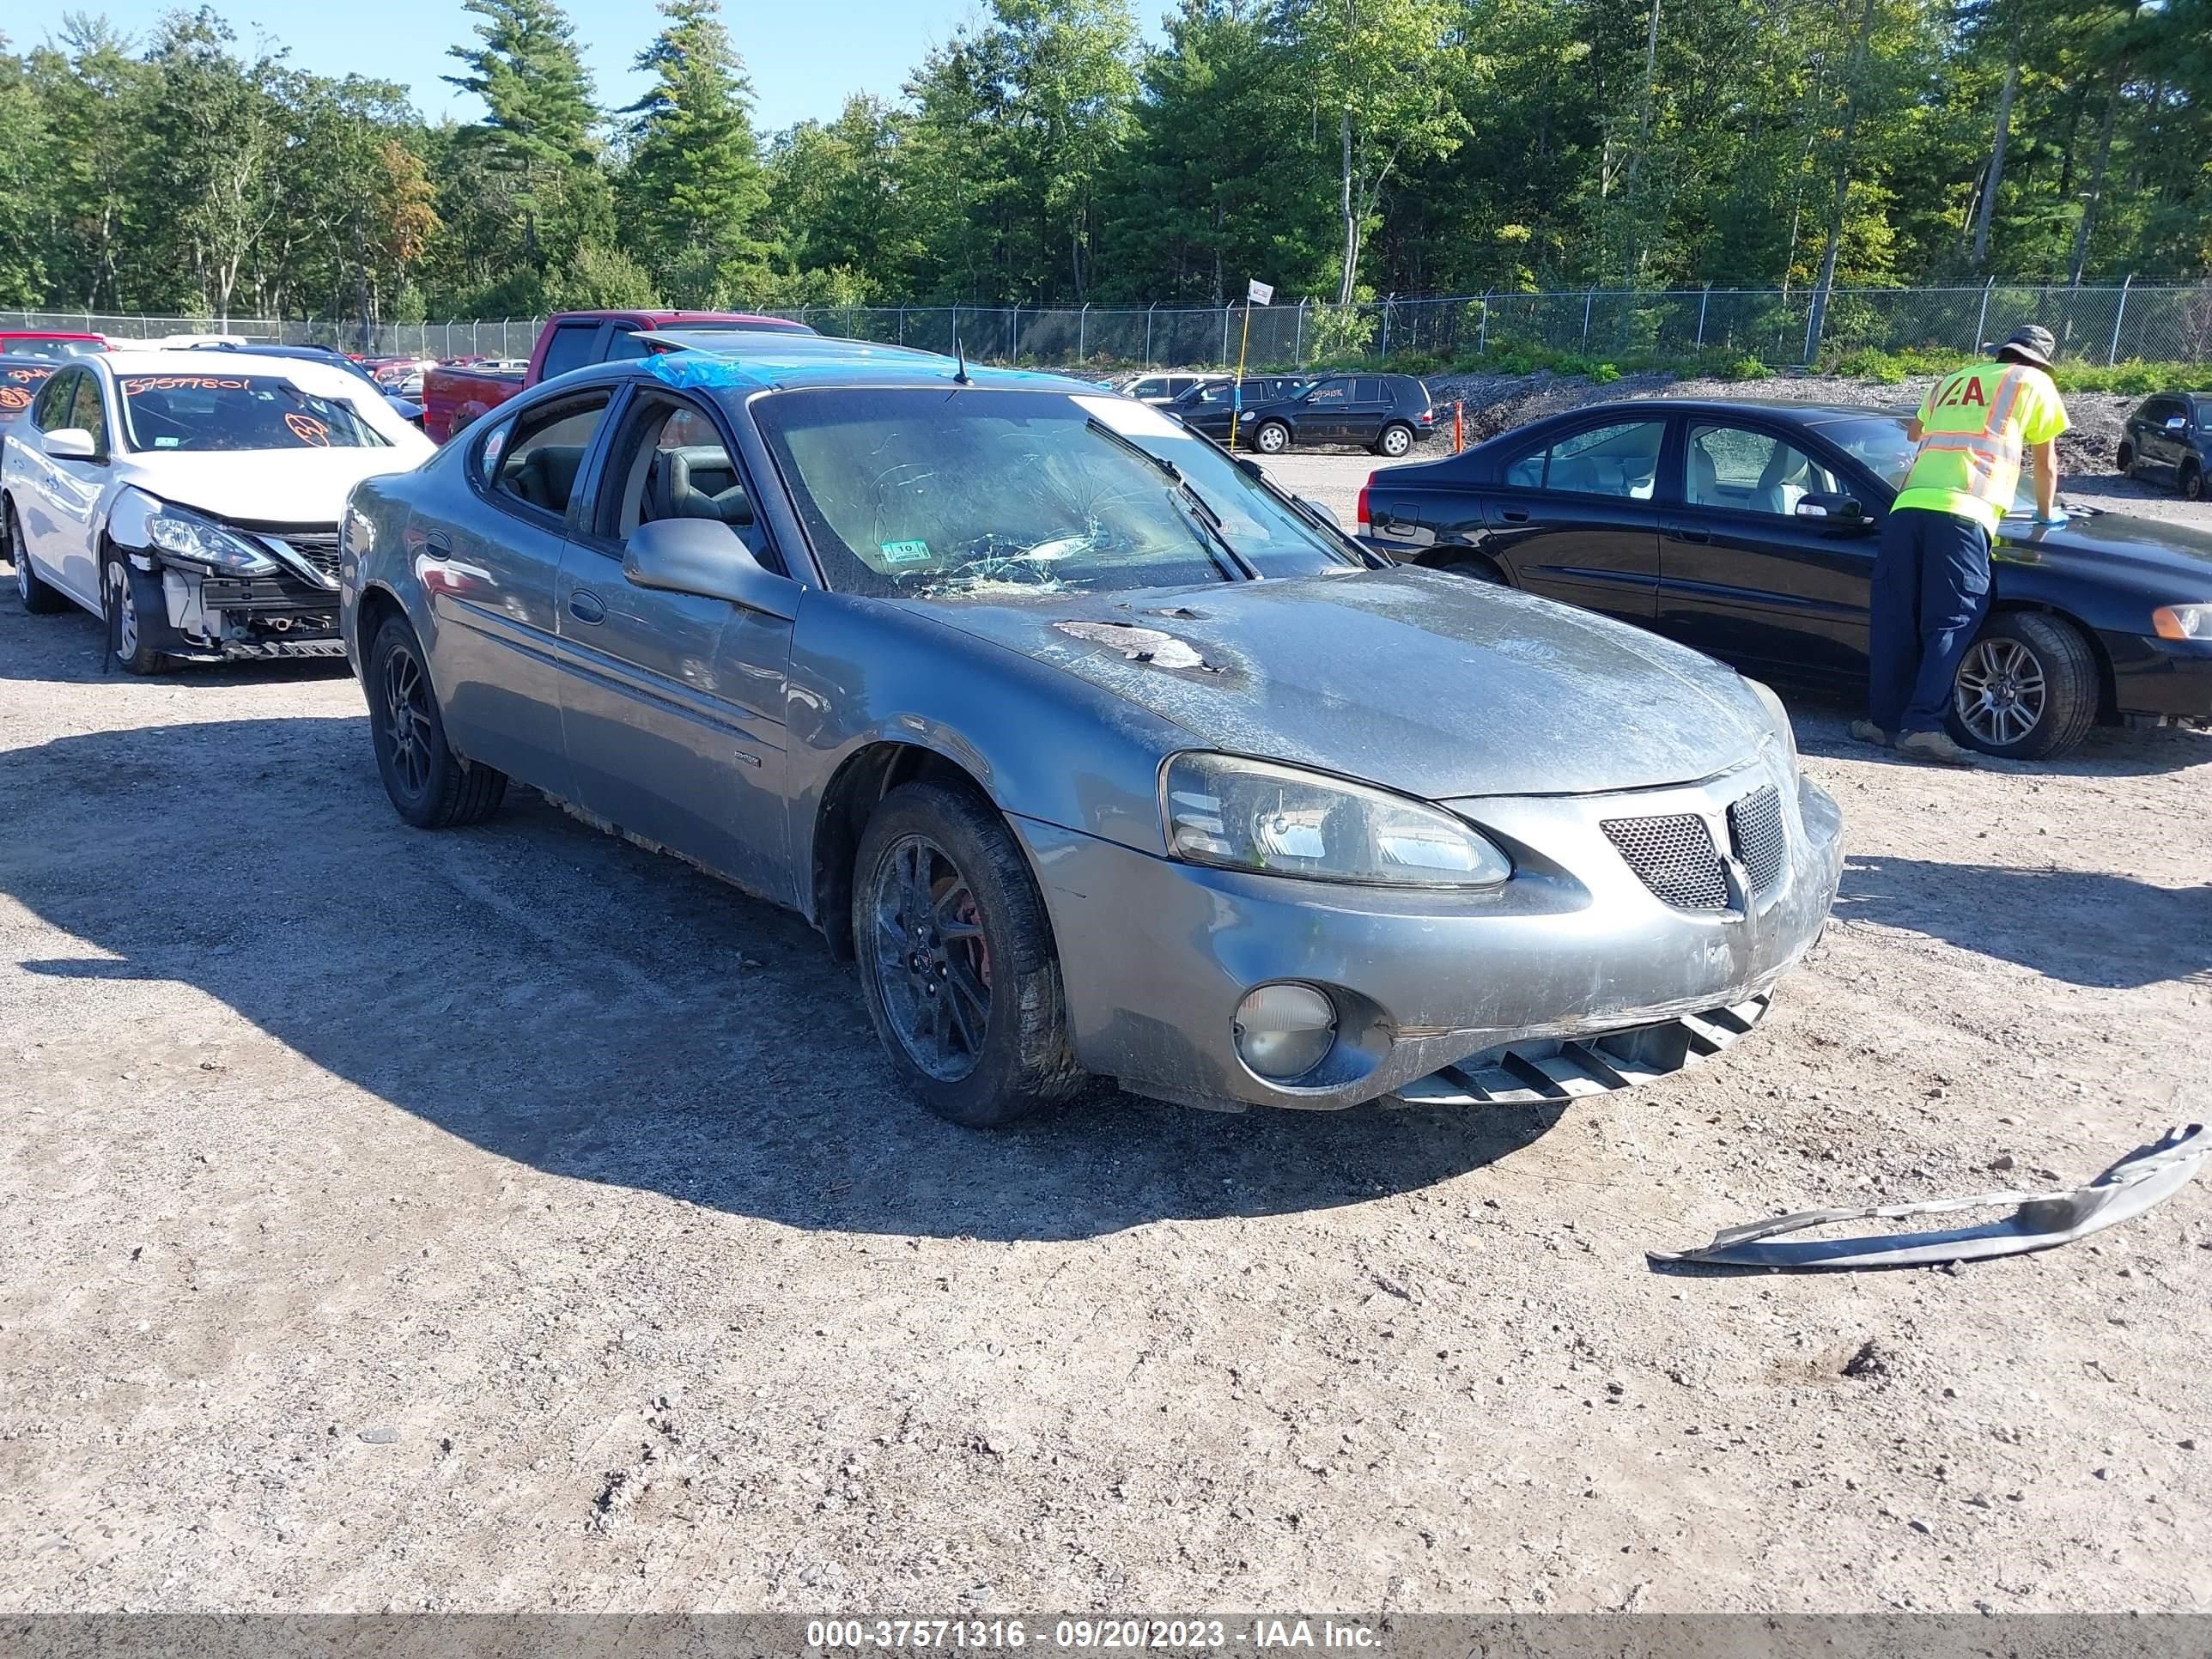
[419,309,814,441]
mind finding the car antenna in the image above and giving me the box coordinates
[953,334,971,386]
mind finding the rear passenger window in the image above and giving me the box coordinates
[538,323,603,380]
[1506,421,1666,499]
[1353,378,1385,403]
[489,395,611,520]
[604,327,651,362]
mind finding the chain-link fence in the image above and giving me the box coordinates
[10,281,2210,370]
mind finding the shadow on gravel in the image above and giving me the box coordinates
[2,716,1558,1239]
[1,577,355,690]
[1835,854,2212,988]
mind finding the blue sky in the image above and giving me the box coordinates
[4,0,1006,133]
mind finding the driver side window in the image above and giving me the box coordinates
[69,375,108,453]
[1686,422,1838,516]
[599,393,774,568]
[32,369,80,431]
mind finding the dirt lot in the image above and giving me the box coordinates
[4,507,2212,1612]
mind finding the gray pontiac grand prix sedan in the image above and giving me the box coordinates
[338,339,1844,1127]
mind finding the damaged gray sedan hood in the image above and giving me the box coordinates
[907,566,1771,800]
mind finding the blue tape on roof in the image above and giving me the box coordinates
[642,351,760,389]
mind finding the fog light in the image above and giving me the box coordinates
[1233,982,1338,1080]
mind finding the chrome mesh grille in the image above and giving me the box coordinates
[1728,786,1787,894]
[1601,813,1728,910]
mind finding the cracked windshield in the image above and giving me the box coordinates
[754,386,1359,598]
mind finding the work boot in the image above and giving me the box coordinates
[1895,730,1981,767]
[1848,720,1891,747]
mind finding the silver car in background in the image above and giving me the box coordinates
[338,342,1843,1127]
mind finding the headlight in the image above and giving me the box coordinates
[2153,605,2209,641]
[1162,753,1511,888]
[1744,678,1799,771]
[144,506,278,574]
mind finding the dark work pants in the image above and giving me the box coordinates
[1866,507,1992,736]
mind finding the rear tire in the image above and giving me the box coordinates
[1437,551,1508,586]
[2184,460,2205,503]
[852,780,1083,1129]
[1374,422,1415,459]
[367,615,507,828]
[2116,441,2136,477]
[1947,611,2100,761]
[1253,421,1291,456]
[5,500,68,615]
[102,549,171,675]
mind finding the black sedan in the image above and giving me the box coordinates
[2118,392,2208,501]
[1179,373,1437,458]
[1359,398,2212,758]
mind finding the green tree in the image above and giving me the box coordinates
[618,0,772,302]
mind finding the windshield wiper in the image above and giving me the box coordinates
[1085,417,1259,581]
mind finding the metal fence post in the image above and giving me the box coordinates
[2108,273,2132,366]
[1078,301,1089,362]
[1010,305,1020,363]
[1973,277,1994,353]
[1294,299,1305,366]
[1221,304,1231,368]
[1478,291,1490,356]
[1582,287,1595,351]
[1380,295,1394,361]
[1695,283,1711,350]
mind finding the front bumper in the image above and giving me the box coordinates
[131,545,343,660]
[1014,760,1843,1111]
[2102,629,2212,722]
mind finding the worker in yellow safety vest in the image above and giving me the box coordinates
[1852,324,2071,766]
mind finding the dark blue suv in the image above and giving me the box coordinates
[2118,392,2208,501]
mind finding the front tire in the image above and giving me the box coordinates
[103,550,170,674]
[1948,612,2100,760]
[852,780,1082,1128]
[1253,421,1291,456]
[367,616,507,828]
[2117,441,2136,477]
[2184,460,2205,503]
[1374,422,1415,459]
[6,500,68,614]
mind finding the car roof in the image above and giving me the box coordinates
[547,335,1103,396]
[0,330,104,342]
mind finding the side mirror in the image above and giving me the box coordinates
[45,427,99,462]
[1294,495,1342,530]
[2166,416,2189,434]
[1795,491,1868,526]
[623,517,794,620]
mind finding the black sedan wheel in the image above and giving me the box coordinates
[854,780,1081,1128]
[368,616,507,828]
[1253,421,1291,456]
[1948,612,2100,760]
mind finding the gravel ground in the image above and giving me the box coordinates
[4,490,2212,1613]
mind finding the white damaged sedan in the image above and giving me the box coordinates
[1,348,430,671]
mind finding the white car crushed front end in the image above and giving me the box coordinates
[3,348,431,665]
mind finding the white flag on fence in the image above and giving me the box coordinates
[1247,280,1273,307]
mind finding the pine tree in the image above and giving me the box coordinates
[443,0,598,169]
[619,0,773,303]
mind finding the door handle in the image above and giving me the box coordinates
[568,589,607,625]
[1669,525,1711,544]
[1499,509,1530,524]
[422,530,453,554]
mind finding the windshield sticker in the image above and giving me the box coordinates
[0,387,30,411]
[879,539,933,566]
[120,375,250,394]
[284,411,331,447]
[1072,395,1185,440]
[3,365,52,384]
